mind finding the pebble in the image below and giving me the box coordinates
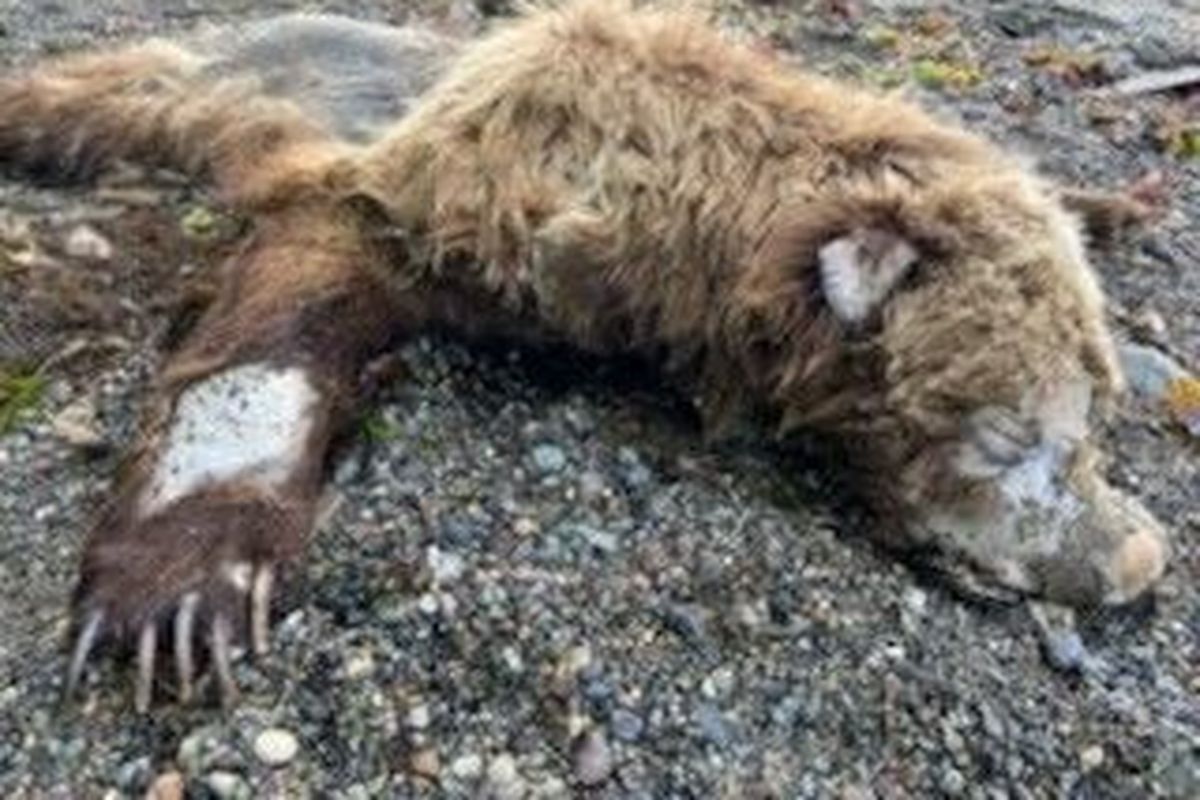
[938,766,967,796]
[578,470,609,503]
[513,516,540,536]
[500,645,525,675]
[176,726,228,775]
[662,603,709,645]
[203,771,250,800]
[417,593,440,615]
[579,524,618,554]
[428,546,466,584]
[1128,34,1194,69]
[63,224,114,260]
[406,703,432,730]
[342,648,376,680]
[531,443,567,474]
[1079,744,1105,772]
[144,771,184,800]
[410,748,441,780]
[51,398,104,448]
[1130,307,1168,343]
[115,756,152,791]
[617,447,653,489]
[1117,342,1187,399]
[450,752,484,780]
[903,587,928,617]
[252,728,299,768]
[610,708,645,742]
[696,703,731,748]
[1043,629,1089,674]
[573,731,613,787]
[485,753,525,800]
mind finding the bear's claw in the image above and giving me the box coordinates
[64,562,279,712]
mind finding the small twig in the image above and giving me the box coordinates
[1105,65,1200,96]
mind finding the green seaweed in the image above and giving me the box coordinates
[0,367,46,435]
[912,58,983,91]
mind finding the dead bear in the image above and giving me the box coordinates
[0,1,1168,711]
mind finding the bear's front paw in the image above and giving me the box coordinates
[65,487,310,712]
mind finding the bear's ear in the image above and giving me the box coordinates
[818,228,918,324]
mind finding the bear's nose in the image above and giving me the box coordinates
[1104,527,1168,605]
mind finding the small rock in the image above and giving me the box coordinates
[531,443,567,474]
[499,645,524,675]
[485,753,525,800]
[1043,629,1088,674]
[1130,307,1168,343]
[177,726,229,775]
[428,546,466,584]
[579,524,618,554]
[342,648,376,680]
[903,587,928,616]
[406,703,432,730]
[617,447,653,489]
[203,771,250,800]
[410,748,441,780]
[578,470,609,504]
[513,517,540,536]
[1129,35,1193,69]
[64,224,114,261]
[696,703,731,748]
[144,771,184,800]
[531,777,569,798]
[116,756,153,791]
[573,731,613,787]
[1118,342,1186,399]
[610,708,645,742]
[52,398,104,448]
[1080,744,1105,772]
[418,593,440,615]
[450,752,484,780]
[252,728,299,768]
[661,603,709,645]
[938,766,966,796]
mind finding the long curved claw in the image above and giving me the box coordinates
[174,593,200,703]
[134,623,158,713]
[250,566,274,657]
[210,614,239,709]
[64,610,105,700]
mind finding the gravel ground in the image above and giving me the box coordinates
[0,1,1197,797]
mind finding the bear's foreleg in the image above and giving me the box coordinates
[65,208,399,711]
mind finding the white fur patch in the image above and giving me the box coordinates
[819,229,917,324]
[141,364,319,516]
[996,443,1076,514]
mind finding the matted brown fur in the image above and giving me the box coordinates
[0,1,1170,708]
[357,1,1121,425]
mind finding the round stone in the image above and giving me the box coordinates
[253,728,299,768]
[573,731,612,786]
[411,748,441,779]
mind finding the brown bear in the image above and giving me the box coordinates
[0,1,1168,712]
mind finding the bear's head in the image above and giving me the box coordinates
[738,167,1168,608]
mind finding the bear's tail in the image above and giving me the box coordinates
[0,40,346,206]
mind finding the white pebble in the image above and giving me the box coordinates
[450,752,484,780]
[64,224,114,261]
[253,728,299,768]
